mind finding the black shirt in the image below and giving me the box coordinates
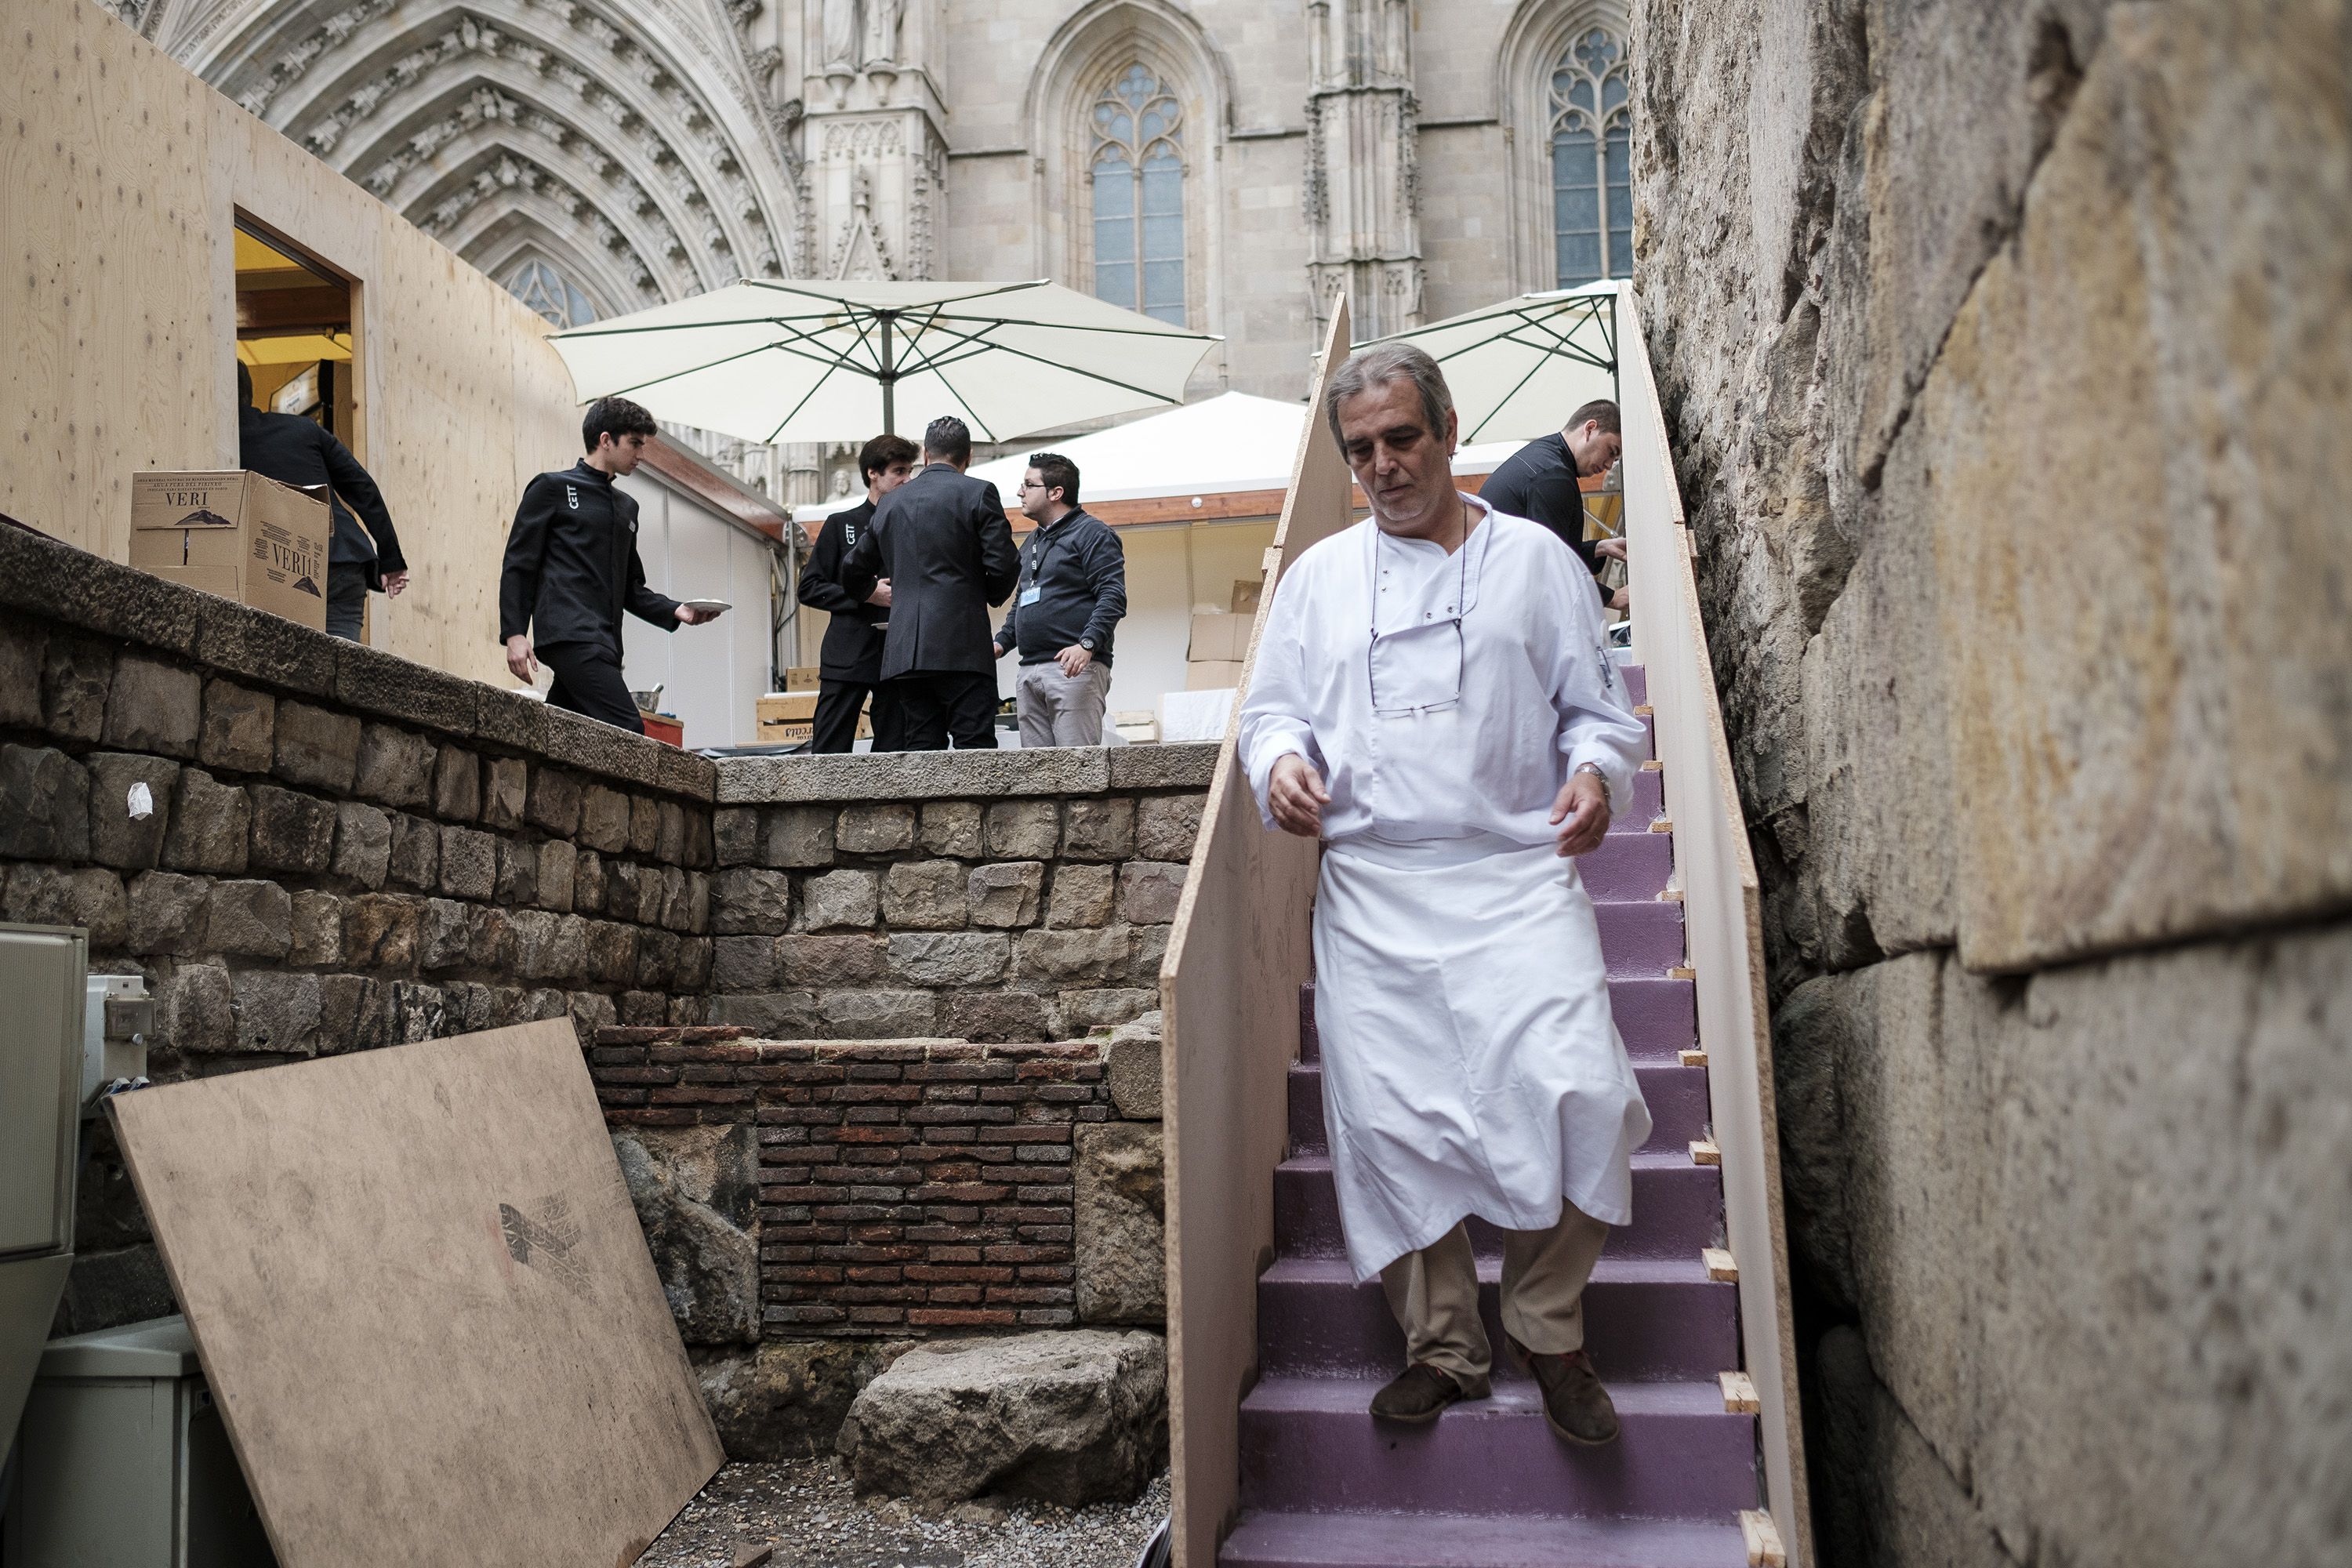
[236,406,405,581]
[840,463,1019,680]
[992,509,1127,666]
[1479,434,1606,591]
[497,461,680,655]
[798,499,888,684]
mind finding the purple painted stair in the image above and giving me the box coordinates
[1220,664,1759,1568]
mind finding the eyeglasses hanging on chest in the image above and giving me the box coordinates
[1367,514,1483,717]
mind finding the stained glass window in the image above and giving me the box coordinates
[1551,27,1633,286]
[506,257,598,329]
[1091,64,1186,325]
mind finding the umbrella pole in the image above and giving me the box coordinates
[878,310,896,435]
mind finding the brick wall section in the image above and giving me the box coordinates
[590,1025,1113,1336]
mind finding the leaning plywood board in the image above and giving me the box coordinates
[1162,296,1356,1568]
[109,1019,721,1568]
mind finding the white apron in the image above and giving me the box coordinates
[1312,830,1652,1283]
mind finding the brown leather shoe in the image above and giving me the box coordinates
[1510,1338,1620,1446]
[1369,1362,1489,1423]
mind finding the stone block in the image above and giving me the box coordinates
[440,825,497,901]
[659,801,688,864]
[342,894,423,970]
[354,723,436,810]
[589,921,641,986]
[3,866,125,949]
[837,803,917,854]
[100,654,201,760]
[696,1340,915,1461]
[445,981,498,1034]
[474,688,549,760]
[126,871,209,956]
[920,800,984,857]
[331,801,392,888]
[713,807,760,866]
[659,866,693,933]
[1134,794,1204,861]
[274,701,361,793]
[573,848,606,914]
[816,989,938,1038]
[793,869,876,932]
[1017,926,1130,984]
[0,744,92,860]
[937,989,1053,1044]
[681,870,710,935]
[775,935,889,987]
[1116,862,1189,926]
[466,908,516,973]
[291,891,342,967]
[581,783,633,853]
[190,597,334,697]
[716,745,1110,804]
[1105,1012,1165,1118]
[432,745,481,822]
[603,861,646,924]
[1063,797,1135,861]
[418,898,472,972]
[1045,862,1116,927]
[161,769,247,874]
[984,800,1060,858]
[881,860,967,930]
[333,640,477,735]
[968,861,1045,927]
[53,1243,178,1338]
[537,840,578,913]
[207,879,292,959]
[527,765,583,836]
[710,935,780,992]
[612,1123,760,1347]
[0,619,45,727]
[1075,1123,1165,1326]
[713,867,794,934]
[657,747,718,803]
[510,909,590,982]
[157,961,235,1053]
[494,838,538,906]
[684,811,714,870]
[837,1330,1166,1506]
[198,681,276,773]
[705,990,818,1036]
[1106,743,1217,789]
[541,704,659,788]
[1126,924,1171,985]
[233,970,321,1055]
[41,636,111,743]
[482,756,528,830]
[887,931,1011,986]
[763,804,837,867]
[85,753,180,870]
[1063,989,1159,1036]
[248,786,336,875]
[390,980,448,1043]
[384,811,441,891]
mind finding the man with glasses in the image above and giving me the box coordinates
[992,452,1127,746]
[1238,343,1650,1447]
[1479,398,1628,611]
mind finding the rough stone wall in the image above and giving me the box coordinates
[1631,2,2350,1565]
[0,524,719,1335]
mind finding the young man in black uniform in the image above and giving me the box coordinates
[235,361,408,639]
[498,397,723,733]
[1477,397,1628,611]
[797,434,918,752]
[839,416,1020,751]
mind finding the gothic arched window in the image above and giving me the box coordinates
[1090,64,1187,325]
[505,257,598,329]
[1550,27,1632,285]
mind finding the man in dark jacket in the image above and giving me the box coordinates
[797,433,918,752]
[1477,397,1626,611]
[498,397,722,733]
[992,452,1126,746]
[840,416,1019,751]
[236,361,407,640]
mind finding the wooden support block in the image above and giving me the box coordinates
[1634,704,1654,716]
[1721,1370,1760,1414]
[1740,1508,1787,1568]
[1679,1047,1708,1068]
[735,1547,775,1568]
[1668,965,1697,980]
[1690,1138,1722,1167]
[1658,887,1686,902]
[1704,1247,1738,1282]
[1640,758,1664,771]
[1649,817,1675,833]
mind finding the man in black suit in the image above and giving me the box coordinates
[840,416,1020,751]
[497,397,723,733]
[797,433,918,752]
[1478,397,1627,611]
[236,361,407,640]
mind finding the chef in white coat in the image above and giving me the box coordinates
[1239,341,1650,1443]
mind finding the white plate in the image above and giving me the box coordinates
[680,598,732,614]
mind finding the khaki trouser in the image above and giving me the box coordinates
[1378,1202,1611,1388]
[1015,658,1112,746]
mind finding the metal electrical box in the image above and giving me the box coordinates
[3,1316,278,1566]
[1,923,88,1450]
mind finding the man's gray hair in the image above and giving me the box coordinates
[1324,341,1454,448]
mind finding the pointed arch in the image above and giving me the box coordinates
[1497,0,1638,293]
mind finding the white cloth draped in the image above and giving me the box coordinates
[1240,499,1652,1280]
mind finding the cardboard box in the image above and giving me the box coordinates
[756,691,826,746]
[1189,612,1250,662]
[1229,578,1263,615]
[129,471,330,632]
[1185,659,1244,691]
[786,666,822,690]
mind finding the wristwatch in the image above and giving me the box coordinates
[1573,761,1611,811]
[1079,637,1096,652]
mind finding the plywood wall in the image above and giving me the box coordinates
[2,0,579,687]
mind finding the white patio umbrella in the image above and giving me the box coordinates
[547,278,1220,445]
[1360,282,1619,445]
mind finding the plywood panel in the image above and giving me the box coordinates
[1162,297,1355,1568]
[109,1019,722,1568]
[1620,285,1812,1568]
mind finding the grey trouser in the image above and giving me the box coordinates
[1014,659,1112,747]
[1378,1202,1612,1387]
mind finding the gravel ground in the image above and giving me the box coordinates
[641,1459,1169,1568]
